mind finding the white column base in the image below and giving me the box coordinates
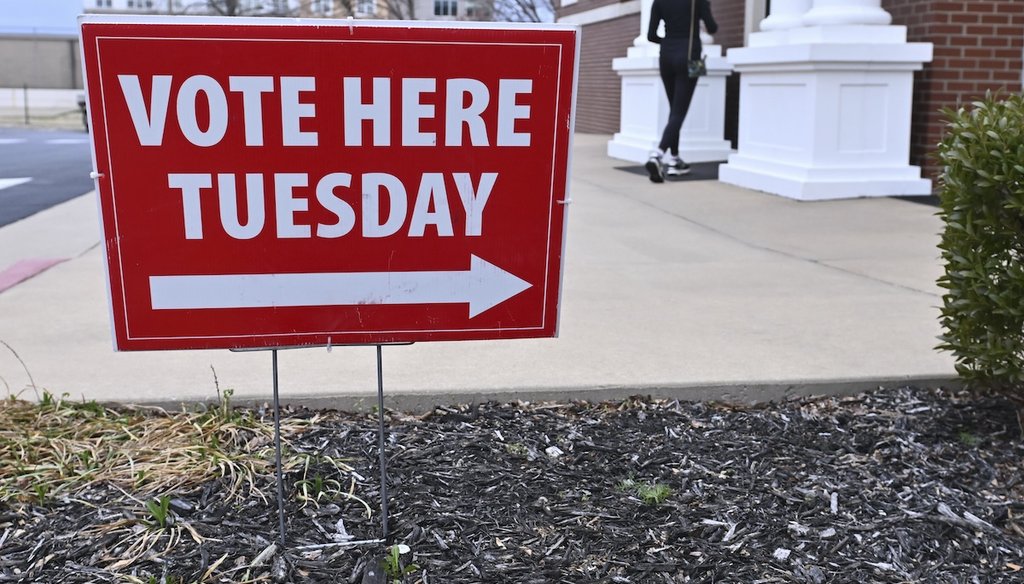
[719,155,931,200]
[750,24,908,47]
[719,35,933,200]
[607,46,734,164]
[626,42,660,59]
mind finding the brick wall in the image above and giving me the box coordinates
[560,0,632,19]
[713,0,747,50]
[883,0,1024,179]
[575,15,637,133]
[713,0,748,146]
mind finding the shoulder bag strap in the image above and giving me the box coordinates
[688,0,696,62]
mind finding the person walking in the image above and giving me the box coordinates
[645,0,717,183]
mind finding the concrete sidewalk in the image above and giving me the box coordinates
[0,133,956,411]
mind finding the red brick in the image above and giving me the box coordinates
[965,25,996,35]
[978,59,1010,71]
[962,70,993,81]
[963,48,994,58]
[949,35,979,47]
[980,13,1010,24]
[992,70,1022,82]
[982,37,1013,47]
[929,24,964,34]
[951,13,980,24]
[931,69,963,80]
[947,58,978,68]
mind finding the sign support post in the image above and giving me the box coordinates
[261,344,401,547]
[271,349,287,547]
[376,345,390,543]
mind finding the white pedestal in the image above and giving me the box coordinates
[719,27,933,200]
[607,45,734,164]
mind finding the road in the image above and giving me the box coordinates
[0,126,94,228]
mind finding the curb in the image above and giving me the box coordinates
[128,375,962,414]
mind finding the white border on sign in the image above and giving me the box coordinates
[555,26,582,339]
[84,20,578,344]
[78,25,120,352]
[78,13,580,32]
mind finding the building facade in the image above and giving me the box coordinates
[0,32,81,90]
[558,0,1024,178]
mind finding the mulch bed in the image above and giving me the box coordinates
[3,385,1024,583]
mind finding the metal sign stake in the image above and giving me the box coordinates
[237,342,408,547]
[376,344,390,543]
[272,348,286,547]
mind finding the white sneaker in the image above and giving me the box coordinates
[663,155,691,176]
[644,151,664,183]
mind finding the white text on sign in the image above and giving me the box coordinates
[117,75,533,147]
[118,74,531,241]
[167,172,496,240]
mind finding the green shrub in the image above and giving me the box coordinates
[936,92,1024,412]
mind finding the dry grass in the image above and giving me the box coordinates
[0,389,289,506]
[0,389,369,580]
[0,389,369,508]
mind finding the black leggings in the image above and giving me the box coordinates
[657,43,699,156]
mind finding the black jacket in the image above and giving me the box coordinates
[648,0,718,54]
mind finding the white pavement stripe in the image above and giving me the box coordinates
[149,255,532,318]
[0,178,32,191]
[0,139,26,145]
[45,138,89,145]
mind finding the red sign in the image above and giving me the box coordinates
[79,17,579,351]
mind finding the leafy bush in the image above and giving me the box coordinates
[936,92,1024,411]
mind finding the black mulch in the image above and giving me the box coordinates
[615,163,720,182]
[4,385,1024,583]
[892,195,942,207]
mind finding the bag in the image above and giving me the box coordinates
[687,0,706,78]
[688,57,707,78]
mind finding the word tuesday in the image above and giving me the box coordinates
[117,75,535,241]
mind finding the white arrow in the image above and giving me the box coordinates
[0,178,31,191]
[149,255,532,318]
